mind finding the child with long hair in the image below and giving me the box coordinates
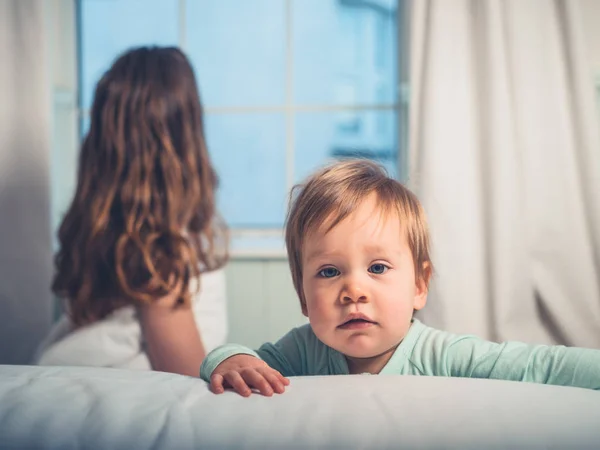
[34,46,229,377]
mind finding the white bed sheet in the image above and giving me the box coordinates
[0,365,599,449]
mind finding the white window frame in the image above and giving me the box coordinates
[73,0,409,260]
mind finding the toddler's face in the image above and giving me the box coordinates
[301,193,428,373]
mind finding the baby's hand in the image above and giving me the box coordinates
[209,354,290,397]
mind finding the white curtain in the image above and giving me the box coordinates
[408,0,600,347]
[0,0,53,363]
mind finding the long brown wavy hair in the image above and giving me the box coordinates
[53,46,228,326]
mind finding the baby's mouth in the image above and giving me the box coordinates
[338,317,377,330]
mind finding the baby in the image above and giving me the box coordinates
[200,159,600,396]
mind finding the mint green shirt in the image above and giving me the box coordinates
[200,319,600,390]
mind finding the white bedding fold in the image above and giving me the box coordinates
[1,365,599,449]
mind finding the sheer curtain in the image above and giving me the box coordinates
[0,0,53,363]
[408,0,600,347]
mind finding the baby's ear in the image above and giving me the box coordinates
[414,262,431,311]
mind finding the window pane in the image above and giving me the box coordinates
[77,0,401,240]
[205,114,287,228]
[83,112,288,229]
[293,0,398,105]
[294,110,398,183]
[81,115,89,138]
[185,0,286,108]
[79,0,179,110]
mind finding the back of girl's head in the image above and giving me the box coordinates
[285,158,431,307]
[54,46,228,325]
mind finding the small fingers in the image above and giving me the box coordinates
[241,369,275,396]
[268,368,291,387]
[209,373,225,394]
[278,372,290,386]
[259,368,288,394]
[223,371,253,397]
[211,366,290,397]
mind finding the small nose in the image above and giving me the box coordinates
[340,279,368,304]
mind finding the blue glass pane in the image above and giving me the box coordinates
[185,0,286,107]
[80,114,89,138]
[293,0,398,105]
[205,114,287,228]
[294,110,398,183]
[79,0,179,110]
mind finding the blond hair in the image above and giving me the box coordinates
[285,159,432,307]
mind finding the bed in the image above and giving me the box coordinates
[1,364,599,449]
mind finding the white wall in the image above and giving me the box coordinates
[225,258,307,348]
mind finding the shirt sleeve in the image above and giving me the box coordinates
[199,325,312,381]
[443,335,600,390]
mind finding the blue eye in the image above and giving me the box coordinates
[318,267,340,278]
[369,264,388,274]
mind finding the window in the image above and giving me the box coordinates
[78,0,402,256]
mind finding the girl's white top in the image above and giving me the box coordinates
[32,268,228,370]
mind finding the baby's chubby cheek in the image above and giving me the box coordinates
[305,295,337,320]
[305,306,329,330]
[304,302,336,336]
